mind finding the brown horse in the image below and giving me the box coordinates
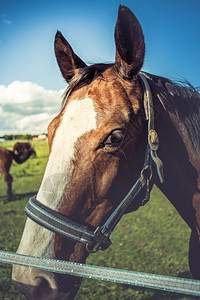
[0,142,36,201]
[12,5,200,300]
[13,142,32,156]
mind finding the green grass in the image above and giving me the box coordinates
[0,140,197,299]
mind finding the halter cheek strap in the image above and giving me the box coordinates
[139,72,164,184]
[25,72,164,253]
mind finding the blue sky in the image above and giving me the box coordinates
[0,0,200,134]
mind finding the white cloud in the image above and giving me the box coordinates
[2,19,11,25]
[0,81,65,135]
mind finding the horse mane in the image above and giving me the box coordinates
[62,63,113,108]
[146,72,200,152]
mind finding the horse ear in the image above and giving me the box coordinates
[54,31,87,82]
[114,5,145,79]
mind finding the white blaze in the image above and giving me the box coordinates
[37,97,97,208]
[17,97,97,257]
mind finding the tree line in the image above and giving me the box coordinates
[1,134,46,140]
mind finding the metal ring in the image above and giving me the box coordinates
[86,243,100,253]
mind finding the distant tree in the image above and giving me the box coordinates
[3,134,36,140]
[2,133,47,141]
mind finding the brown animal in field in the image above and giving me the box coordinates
[13,142,32,155]
[0,143,36,202]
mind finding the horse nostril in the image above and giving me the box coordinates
[13,272,58,299]
[33,276,53,298]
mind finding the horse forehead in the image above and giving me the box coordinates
[61,97,97,135]
[90,78,128,104]
[60,75,134,139]
[70,74,128,104]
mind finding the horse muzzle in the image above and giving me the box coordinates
[12,265,80,300]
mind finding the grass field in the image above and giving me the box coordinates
[0,140,197,299]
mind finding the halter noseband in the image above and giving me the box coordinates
[25,73,164,253]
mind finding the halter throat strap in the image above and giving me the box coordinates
[25,72,164,253]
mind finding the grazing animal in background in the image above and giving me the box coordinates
[0,143,36,201]
[13,142,32,156]
[12,5,200,300]
[13,142,36,159]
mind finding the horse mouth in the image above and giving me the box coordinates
[12,277,80,300]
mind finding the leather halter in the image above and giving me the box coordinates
[25,73,164,253]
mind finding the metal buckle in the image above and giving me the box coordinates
[86,227,109,253]
[141,165,152,182]
[148,129,159,151]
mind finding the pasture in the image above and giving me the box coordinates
[0,140,196,299]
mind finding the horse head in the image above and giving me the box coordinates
[12,6,148,299]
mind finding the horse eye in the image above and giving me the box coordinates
[103,130,125,147]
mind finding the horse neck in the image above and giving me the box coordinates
[148,75,200,228]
